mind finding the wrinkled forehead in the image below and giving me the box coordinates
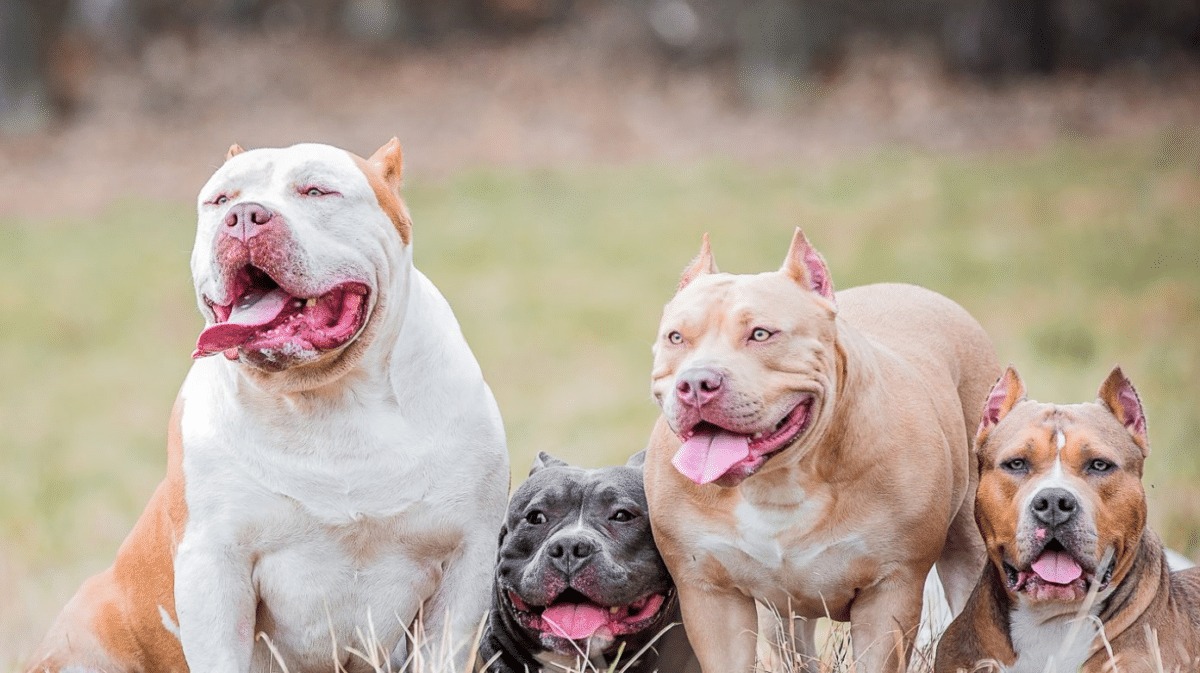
[984,401,1144,464]
[511,467,645,511]
[664,272,813,326]
[200,143,365,197]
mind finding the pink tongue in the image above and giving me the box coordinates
[194,288,292,357]
[1032,550,1083,585]
[672,428,751,485]
[542,603,610,640]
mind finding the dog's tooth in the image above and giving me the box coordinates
[609,606,620,614]
[753,432,763,439]
[293,300,304,309]
[306,298,318,308]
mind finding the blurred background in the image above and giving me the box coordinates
[1,0,1198,666]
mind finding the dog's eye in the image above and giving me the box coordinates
[525,510,547,525]
[1088,459,1113,473]
[750,328,772,342]
[667,331,683,345]
[610,509,636,522]
[208,194,229,206]
[1001,458,1028,473]
[299,186,336,197]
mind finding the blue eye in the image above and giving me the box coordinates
[1002,458,1028,472]
[667,331,683,345]
[750,328,772,342]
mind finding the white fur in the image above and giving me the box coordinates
[174,144,509,673]
[1007,601,1099,673]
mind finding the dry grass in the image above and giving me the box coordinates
[3,127,1199,669]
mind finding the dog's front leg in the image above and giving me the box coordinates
[174,529,256,672]
[405,525,498,671]
[848,570,925,673]
[677,585,758,673]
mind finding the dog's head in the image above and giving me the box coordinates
[495,451,676,657]
[974,365,1150,612]
[190,140,413,388]
[650,228,839,487]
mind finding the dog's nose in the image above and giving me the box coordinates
[676,367,724,407]
[223,202,276,241]
[1030,487,1078,527]
[547,534,597,573]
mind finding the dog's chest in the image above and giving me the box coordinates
[689,496,867,614]
[1006,604,1098,673]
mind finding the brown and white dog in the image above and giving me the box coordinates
[643,229,1000,673]
[25,140,510,673]
[935,366,1200,673]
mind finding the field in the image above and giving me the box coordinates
[2,126,1199,667]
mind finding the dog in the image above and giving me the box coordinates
[25,140,510,673]
[480,452,699,673]
[642,228,1001,672]
[935,366,1200,673]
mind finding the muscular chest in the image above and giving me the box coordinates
[1007,605,1098,673]
[685,497,871,617]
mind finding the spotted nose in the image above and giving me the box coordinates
[547,534,597,574]
[223,202,277,241]
[1031,487,1078,528]
[676,367,724,407]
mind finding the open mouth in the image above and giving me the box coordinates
[194,265,370,361]
[506,587,671,646]
[1002,539,1113,602]
[672,396,814,487]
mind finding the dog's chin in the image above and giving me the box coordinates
[1000,539,1112,604]
[505,588,673,656]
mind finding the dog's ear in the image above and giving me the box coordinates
[225,143,246,161]
[1098,366,1149,456]
[678,233,718,291]
[625,450,647,469]
[781,227,835,305]
[368,137,404,188]
[529,451,569,475]
[977,365,1026,446]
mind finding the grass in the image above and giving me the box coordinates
[2,127,1200,668]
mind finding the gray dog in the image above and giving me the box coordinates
[478,452,698,673]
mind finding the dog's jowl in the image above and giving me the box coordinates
[480,452,699,673]
[26,141,510,673]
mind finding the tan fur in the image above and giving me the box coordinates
[26,397,189,673]
[354,138,413,245]
[936,369,1200,672]
[644,231,999,673]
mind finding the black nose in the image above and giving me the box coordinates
[1031,487,1078,527]
[547,534,596,572]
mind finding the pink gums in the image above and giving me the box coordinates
[672,399,811,486]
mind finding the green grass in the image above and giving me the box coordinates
[3,128,1200,666]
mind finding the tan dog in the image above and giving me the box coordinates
[643,229,1000,672]
[935,366,1200,673]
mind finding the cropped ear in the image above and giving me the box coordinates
[678,233,718,291]
[781,228,835,304]
[625,450,647,469]
[225,143,246,161]
[369,137,404,189]
[529,451,569,475]
[977,366,1026,445]
[1098,366,1149,456]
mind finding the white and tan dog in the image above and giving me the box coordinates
[643,229,1000,673]
[26,140,510,673]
